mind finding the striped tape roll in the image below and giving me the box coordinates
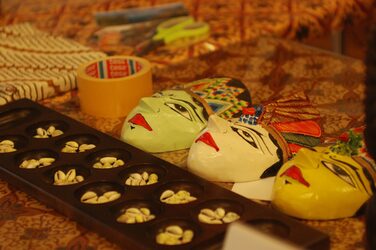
[77,56,153,118]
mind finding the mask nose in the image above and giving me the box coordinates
[207,115,229,133]
[295,148,321,169]
[138,97,159,113]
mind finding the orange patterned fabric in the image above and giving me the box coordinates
[1,0,374,68]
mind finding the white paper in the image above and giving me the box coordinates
[223,221,302,250]
[231,177,275,201]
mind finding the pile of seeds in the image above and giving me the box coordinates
[53,169,84,185]
[19,157,55,169]
[92,156,125,169]
[0,140,16,153]
[160,190,197,204]
[125,172,158,186]
[156,225,194,245]
[198,207,240,224]
[61,140,96,153]
[34,126,63,138]
[117,207,156,224]
[80,190,121,204]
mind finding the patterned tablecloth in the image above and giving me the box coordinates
[0,0,374,249]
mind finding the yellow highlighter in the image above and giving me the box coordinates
[135,16,210,55]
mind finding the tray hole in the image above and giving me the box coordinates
[112,199,160,224]
[246,219,290,238]
[87,149,130,169]
[26,120,69,139]
[15,149,58,169]
[120,164,167,187]
[56,134,99,153]
[151,218,199,246]
[194,199,243,225]
[0,108,39,130]
[76,182,124,205]
[0,135,28,153]
[43,165,90,186]
[156,180,203,205]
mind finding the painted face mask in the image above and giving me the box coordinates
[121,78,251,153]
[272,127,376,220]
[187,92,322,182]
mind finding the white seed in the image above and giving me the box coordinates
[36,128,47,136]
[0,145,16,153]
[140,208,150,216]
[85,197,98,204]
[127,208,142,215]
[54,170,66,181]
[135,214,144,223]
[52,129,63,137]
[142,171,149,180]
[79,144,96,152]
[166,225,183,236]
[62,145,78,153]
[182,230,194,243]
[130,173,142,180]
[160,190,175,201]
[149,173,158,181]
[129,179,139,186]
[66,169,76,182]
[76,175,84,182]
[100,156,117,164]
[66,141,79,148]
[93,162,103,168]
[156,233,169,244]
[0,140,14,146]
[47,126,55,134]
[125,178,132,185]
[156,225,194,245]
[26,159,40,169]
[222,212,240,223]
[97,196,108,203]
[81,191,97,202]
[103,162,112,168]
[115,159,125,166]
[103,191,118,199]
[39,157,55,166]
[215,208,226,219]
[125,216,136,224]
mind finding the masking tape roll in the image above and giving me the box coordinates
[77,56,153,118]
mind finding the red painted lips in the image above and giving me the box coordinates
[195,131,219,151]
[280,165,310,187]
[128,113,153,131]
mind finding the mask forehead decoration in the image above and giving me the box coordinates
[272,127,376,220]
[120,78,251,153]
[187,92,322,182]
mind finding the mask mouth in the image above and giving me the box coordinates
[128,113,153,131]
[195,131,219,152]
[280,165,310,187]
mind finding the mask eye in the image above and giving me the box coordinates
[231,127,257,149]
[322,161,355,187]
[165,102,192,121]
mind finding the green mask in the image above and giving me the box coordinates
[122,90,207,152]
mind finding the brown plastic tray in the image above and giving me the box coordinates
[0,99,329,250]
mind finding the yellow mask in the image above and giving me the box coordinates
[272,144,375,220]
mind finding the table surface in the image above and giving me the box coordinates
[0,0,373,249]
